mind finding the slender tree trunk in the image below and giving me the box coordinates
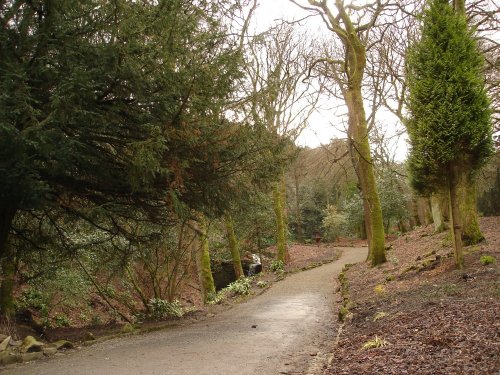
[224,214,244,279]
[0,252,16,318]
[195,217,215,302]
[273,184,286,263]
[431,192,446,232]
[449,167,464,269]
[0,206,16,264]
[293,173,303,242]
[0,206,16,318]
[458,177,484,245]
[453,0,465,14]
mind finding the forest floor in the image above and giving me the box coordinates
[325,217,500,375]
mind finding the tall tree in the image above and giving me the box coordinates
[0,0,266,316]
[291,0,387,265]
[407,0,493,268]
[241,23,319,263]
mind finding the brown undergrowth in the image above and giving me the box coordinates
[327,217,500,375]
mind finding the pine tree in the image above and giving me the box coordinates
[407,0,493,268]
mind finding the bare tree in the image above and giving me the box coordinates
[290,0,388,265]
[239,22,320,263]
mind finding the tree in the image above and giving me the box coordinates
[0,0,270,316]
[291,0,387,265]
[224,214,244,279]
[407,0,493,268]
[241,23,319,263]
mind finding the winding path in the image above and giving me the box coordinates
[3,247,367,375]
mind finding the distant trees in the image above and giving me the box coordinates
[407,0,493,268]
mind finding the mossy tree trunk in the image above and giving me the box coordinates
[448,166,465,269]
[431,192,446,233]
[458,175,484,245]
[224,214,244,279]
[344,40,386,265]
[293,172,304,243]
[0,252,16,318]
[273,183,286,263]
[192,216,215,303]
[0,206,16,318]
[453,0,465,14]
[301,0,386,264]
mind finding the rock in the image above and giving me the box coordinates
[0,351,22,366]
[21,352,44,362]
[53,340,74,351]
[121,322,135,333]
[43,346,58,356]
[8,339,21,347]
[206,313,215,318]
[20,336,44,353]
[0,336,11,352]
[251,325,257,328]
[83,332,96,341]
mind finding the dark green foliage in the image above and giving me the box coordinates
[407,0,493,193]
[0,0,285,315]
[0,1,276,253]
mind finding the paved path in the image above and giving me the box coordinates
[3,247,367,375]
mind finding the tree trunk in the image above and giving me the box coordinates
[0,206,16,264]
[341,31,386,265]
[453,0,465,14]
[458,177,484,245]
[0,253,16,318]
[448,167,464,269]
[345,89,386,265]
[293,173,303,242]
[224,214,244,279]
[193,216,215,303]
[431,192,446,232]
[417,197,433,226]
[273,183,286,263]
[0,206,16,318]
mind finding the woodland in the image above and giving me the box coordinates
[0,0,498,371]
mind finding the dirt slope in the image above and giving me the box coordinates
[326,217,500,375]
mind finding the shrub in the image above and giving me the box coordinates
[269,260,285,273]
[147,299,183,319]
[53,314,71,327]
[480,255,495,265]
[226,277,252,296]
[374,284,386,295]
[362,335,389,350]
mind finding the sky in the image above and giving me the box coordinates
[249,0,409,161]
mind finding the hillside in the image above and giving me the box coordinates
[327,217,500,375]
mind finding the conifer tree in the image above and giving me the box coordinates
[407,0,493,268]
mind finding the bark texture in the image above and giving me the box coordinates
[0,254,15,318]
[273,183,286,263]
[449,167,464,269]
[344,37,386,266]
[193,217,215,302]
[224,214,244,279]
[458,177,484,245]
[430,192,446,232]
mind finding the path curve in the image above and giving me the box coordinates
[3,247,367,375]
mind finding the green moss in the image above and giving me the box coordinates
[480,255,496,265]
